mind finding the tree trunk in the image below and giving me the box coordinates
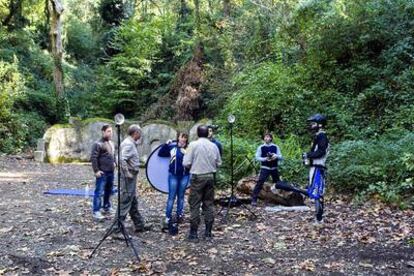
[194,0,200,30]
[223,0,230,17]
[47,0,64,98]
[237,176,305,206]
[47,0,67,121]
[2,0,26,28]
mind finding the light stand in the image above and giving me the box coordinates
[217,115,257,223]
[89,113,140,262]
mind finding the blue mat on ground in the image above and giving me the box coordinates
[44,188,117,197]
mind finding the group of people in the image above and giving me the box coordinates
[89,114,329,241]
[90,123,222,241]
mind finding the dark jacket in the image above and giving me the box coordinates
[255,143,282,170]
[91,138,115,173]
[211,138,223,156]
[306,131,329,167]
[158,142,189,177]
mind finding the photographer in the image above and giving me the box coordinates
[207,125,223,156]
[251,133,283,206]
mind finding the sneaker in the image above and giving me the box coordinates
[270,184,277,194]
[93,211,105,221]
[313,218,324,226]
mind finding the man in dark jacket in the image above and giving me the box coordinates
[90,124,115,221]
[207,125,223,156]
[302,114,330,223]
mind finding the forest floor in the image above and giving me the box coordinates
[0,156,413,275]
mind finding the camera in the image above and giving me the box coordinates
[302,153,310,166]
[208,124,219,131]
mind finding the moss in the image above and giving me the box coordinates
[49,123,72,129]
[196,118,212,125]
[47,155,87,164]
[80,117,113,125]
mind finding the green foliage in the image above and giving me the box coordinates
[329,131,414,204]
[94,13,180,117]
[0,58,28,153]
[65,16,99,62]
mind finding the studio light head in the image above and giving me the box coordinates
[114,113,125,126]
[227,114,236,124]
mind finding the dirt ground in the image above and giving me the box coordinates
[0,156,413,275]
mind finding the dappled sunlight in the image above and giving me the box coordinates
[0,172,28,183]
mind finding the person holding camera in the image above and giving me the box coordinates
[158,132,190,232]
[207,125,223,156]
[90,124,116,221]
[251,133,283,206]
[302,114,330,223]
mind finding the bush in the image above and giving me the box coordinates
[329,131,414,205]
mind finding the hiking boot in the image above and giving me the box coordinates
[112,230,131,240]
[135,224,153,233]
[92,211,105,221]
[204,223,213,241]
[187,227,199,243]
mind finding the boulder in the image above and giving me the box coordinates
[189,119,212,141]
[138,123,177,164]
[237,176,305,206]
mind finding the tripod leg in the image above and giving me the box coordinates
[119,220,140,262]
[223,196,233,223]
[89,219,117,258]
[119,220,130,247]
[239,201,258,219]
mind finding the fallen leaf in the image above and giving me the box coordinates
[359,262,374,268]
[299,260,316,272]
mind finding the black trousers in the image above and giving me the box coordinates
[252,168,280,201]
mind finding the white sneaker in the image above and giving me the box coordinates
[93,211,105,221]
[313,218,324,226]
[270,185,277,194]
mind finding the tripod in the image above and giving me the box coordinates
[217,118,257,223]
[89,120,140,262]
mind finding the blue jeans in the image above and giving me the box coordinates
[93,171,114,213]
[165,173,190,220]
